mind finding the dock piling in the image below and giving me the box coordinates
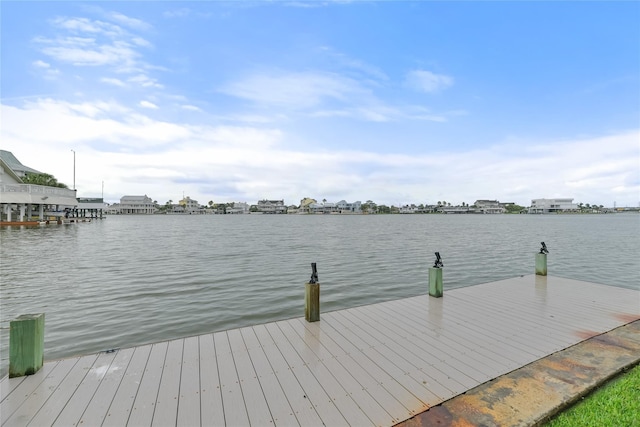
[9,313,45,378]
[536,242,549,276]
[429,252,444,298]
[305,263,320,322]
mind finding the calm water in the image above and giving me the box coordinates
[1,213,639,376]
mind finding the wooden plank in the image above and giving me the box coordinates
[177,336,201,427]
[270,321,350,426]
[378,298,525,375]
[51,351,118,427]
[214,331,250,426]
[255,323,324,426]
[0,373,26,404]
[102,345,152,427]
[279,320,373,426]
[0,361,57,422]
[127,341,168,427]
[326,312,442,408]
[240,326,299,427]
[226,328,273,426]
[27,353,99,426]
[151,338,184,427]
[3,357,80,427]
[296,319,395,426]
[77,347,136,426]
[339,308,469,396]
[348,301,485,386]
[199,334,225,426]
[309,317,425,421]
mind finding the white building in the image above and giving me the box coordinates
[529,198,578,214]
[399,204,419,214]
[180,196,201,214]
[474,200,505,214]
[0,150,78,223]
[227,202,249,214]
[110,195,157,214]
[336,200,362,213]
[255,199,287,214]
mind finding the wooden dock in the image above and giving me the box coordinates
[2,275,639,426]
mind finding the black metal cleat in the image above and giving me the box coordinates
[539,242,549,254]
[309,262,319,284]
[433,252,443,268]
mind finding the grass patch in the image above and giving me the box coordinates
[543,364,640,427]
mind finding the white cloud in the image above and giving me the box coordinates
[2,98,637,207]
[405,70,454,93]
[33,14,155,86]
[181,105,202,112]
[108,12,151,31]
[140,100,158,109]
[32,60,60,79]
[220,71,361,109]
[163,8,191,18]
[100,77,126,87]
[128,74,163,89]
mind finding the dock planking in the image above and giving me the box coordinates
[1,275,639,427]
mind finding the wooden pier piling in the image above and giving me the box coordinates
[305,282,320,322]
[535,253,548,276]
[9,313,45,378]
[428,267,443,297]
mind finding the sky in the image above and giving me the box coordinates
[1,1,639,207]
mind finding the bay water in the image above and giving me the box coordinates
[1,213,638,377]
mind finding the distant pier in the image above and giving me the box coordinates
[1,275,639,426]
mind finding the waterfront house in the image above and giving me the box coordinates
[474,200,506,214]
[0,150,78,223]
[179,196,202,214]
[227,202,250,214]
[336,200,362,213]
[298,198,317,214]
[254,199,287,214]
[108,195,157,214]
[529,198,578,214]
[399,204,419,214]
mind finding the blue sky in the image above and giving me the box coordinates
[2,1,638,207]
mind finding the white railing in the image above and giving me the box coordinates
[0,184,77,198]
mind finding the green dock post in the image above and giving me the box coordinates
[9,313,45,378]
[429,267,443,297]
[535,253,547,276]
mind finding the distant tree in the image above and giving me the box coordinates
[504,204,525,214]
[322,198,327,204]
[437,201,442,206]
[361,203,369,213]
[208,200,214,208]
[22,173,68,188]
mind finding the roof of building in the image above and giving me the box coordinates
[0,150,42,176]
